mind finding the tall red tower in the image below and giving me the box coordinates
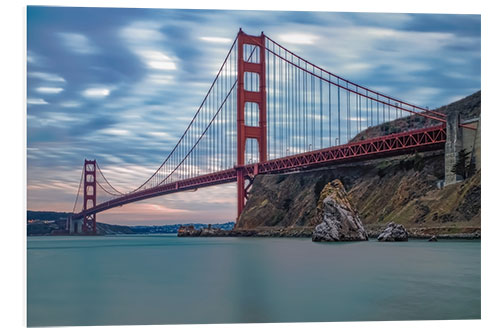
[83,159,97,234]
[236,30,267,219]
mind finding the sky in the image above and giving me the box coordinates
[26,6,481,225]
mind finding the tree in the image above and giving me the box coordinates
[467,156,477,178]
[451,149,475,179]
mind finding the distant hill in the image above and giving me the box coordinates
[433,90,480,120]
[26,210,235,236]
[27,210,71,221]
[130,222,235,234]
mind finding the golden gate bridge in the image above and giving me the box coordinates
[68,29,473,234]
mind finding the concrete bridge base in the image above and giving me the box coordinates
[444,112,463,186]
[444,112,480,186]
[67,216,84,234]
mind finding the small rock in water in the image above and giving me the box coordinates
[312,179,368,242]
[377,222,409,242]
[428,235,438,242]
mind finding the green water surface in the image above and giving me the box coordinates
[27,235,480,326]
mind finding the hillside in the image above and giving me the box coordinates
[236,91,481,237]
[350,90,480,142]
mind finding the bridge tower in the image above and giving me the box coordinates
[236,29,267,219]
[83,159,97,234]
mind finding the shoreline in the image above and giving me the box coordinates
[27,225,481,240]
[177,226,481,240]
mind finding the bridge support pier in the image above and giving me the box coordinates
[237,168,245,217]
[68,216,83,234]
[66,215,71,232]
[236,165,258,218]
[444,112,463,186]
[444,112,482,186]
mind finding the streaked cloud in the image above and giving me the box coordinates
[120,23,165,42]
[82,87,111,98]
[35,87,64,94]
[339,63,374,75]
[137,50,177,70]
[60,101,82,108]
[58,32,98,54]
[200,36,233,44]
[27,98,48,105]
[278,33,320,45]
[27,52,35,64]
[28,72,66,82]
[148,131,175,139]
[146,74,175,85]
[99,128,131,136]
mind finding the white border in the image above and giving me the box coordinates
[4,1,499,332]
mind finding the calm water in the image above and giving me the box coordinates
[27,235,480,326]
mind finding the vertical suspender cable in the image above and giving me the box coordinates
[320,76,323,148]
[329,75,331,147]
[337,78,341,145]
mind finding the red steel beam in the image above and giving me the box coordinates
[254,125,445,175]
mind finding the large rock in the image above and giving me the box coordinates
[377,222,409,241]
[312,180,368,242]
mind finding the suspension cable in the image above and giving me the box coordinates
[96,179,122,197]
[264,35,446,121]
[130,31,240,194]
[88,40,255,197]
[158,79,238,187]
[155,44,258,187]
[72,164,84,213]
[96,161,124,195]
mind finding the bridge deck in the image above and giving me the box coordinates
[73,124,446,218]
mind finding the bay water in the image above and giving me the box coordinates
[27,235,480,326]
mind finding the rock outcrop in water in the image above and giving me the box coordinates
[377,222,409,242]
[312,180,368,242]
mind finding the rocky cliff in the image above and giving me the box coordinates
[237,152,480,237]
[236,92,481,237]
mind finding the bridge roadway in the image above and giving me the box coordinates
[72,124,446,219]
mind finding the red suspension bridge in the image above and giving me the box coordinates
[69,29,468,234]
